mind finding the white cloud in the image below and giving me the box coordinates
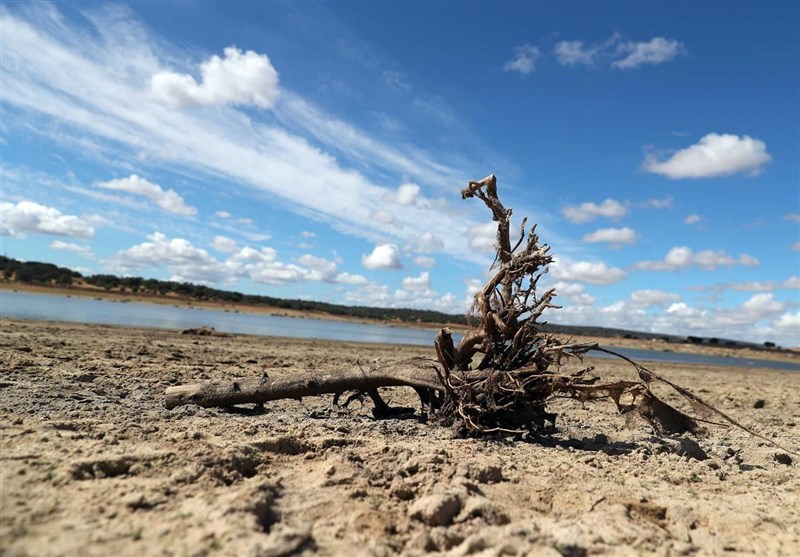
[554,34,684,70]
[413,255,436,268]
[215,211,231,219]
[467,222,497,252]
[738,253,760,267]
[1,201,95,238]
[383,182,420,206]
[562,199,627,224]
[644,133,772,179]
[504,44,540,75]
[109,232,367,286]
[689,276,800,294]
[553,281,596,307]
[785,213,800,223]
[792,241,800,252]
[612,37,686,69]
[382,70,410,92]
[684,213,701,225]
[641,197,673,209]
[629,289,681,308]
[362,244,403,270]
[300,231,315,238]
[211,235,238,253]
[50,240,94,259]
[636,246,759,271]
[406,232,444,253]
[370,210,397,226]
[1,7,486,265]
[109,231,225,283]
[581,226,638,245]
[741,293,785,319]
[402,271,431,291]
[96,174,196,216]
[550,259,627,285]
[554,40,598,66]
[150,47,279,109]
[773,312,800,334]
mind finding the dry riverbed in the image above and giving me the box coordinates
[1,319,798,556]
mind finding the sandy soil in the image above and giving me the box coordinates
[1,319,798,557]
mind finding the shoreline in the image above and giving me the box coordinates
[3,282,798,364]
[0,282,466,331]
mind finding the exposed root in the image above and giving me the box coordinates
[165,174,796,454]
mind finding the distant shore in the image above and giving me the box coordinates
[2,282,797,364]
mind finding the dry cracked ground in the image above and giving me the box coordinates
[1,319,798,557]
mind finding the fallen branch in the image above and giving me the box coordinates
[164,175,796,453]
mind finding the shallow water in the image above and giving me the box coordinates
[2,290,797,372]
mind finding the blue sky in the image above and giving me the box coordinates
[1,2,798,345]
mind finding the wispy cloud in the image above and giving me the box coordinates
[504,44,541,75]
[50,240,95,259]
[0,5,489,265]
[554,33,685,70]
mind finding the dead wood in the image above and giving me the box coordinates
[164,175,796,452]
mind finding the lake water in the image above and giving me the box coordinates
[2,290,798,372]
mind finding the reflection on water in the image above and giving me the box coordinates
[1,290,798,372]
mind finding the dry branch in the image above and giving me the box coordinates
[164,175,796,452]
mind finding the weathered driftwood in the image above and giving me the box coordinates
[165,358,443,411]
[163,174,797,452]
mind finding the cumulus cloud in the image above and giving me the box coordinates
[740,293,785,319]
[644,133,772,179]
[581,226,638,246]
[211,235,238,253]
[467,222,497,253]
[636,246,759,271]
[50,240,94,259]
[406,232,444,253]
[402,271,431,291]
[362,244,403,270]
[785,213,800,223]
[215,211,231,219]
[504,44,540,75]
[382,183,420,206]
[1,201,95,238]
[684,213,701,225]
[109,232,367,286]
[629,289,681,308]
[550,259,627,285]
[562,199,627,224]
[96,174,196,216]
[150,46,279,109]
[612,37,686,69]
[552,281,596,306]
[773,312,800,333]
